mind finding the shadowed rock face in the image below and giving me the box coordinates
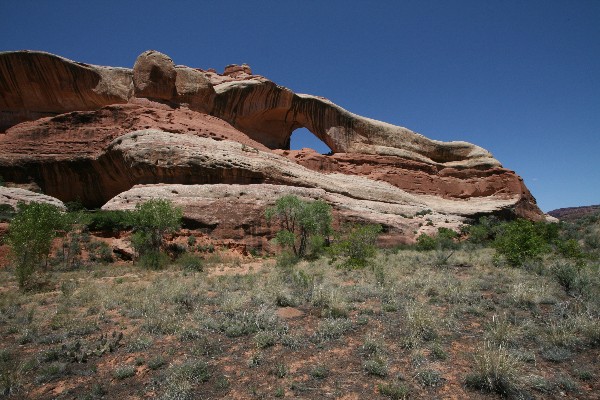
[0,49,548,244]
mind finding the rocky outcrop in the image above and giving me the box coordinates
[102,183,464,247]
[0,49,549,244]
[274,148,545,221]
[0,186,65,210]
[174,65,215,113]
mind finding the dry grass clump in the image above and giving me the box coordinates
[465,342,521,395]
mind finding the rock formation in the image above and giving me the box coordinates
[0,186,65,210]
[0,49,549,246]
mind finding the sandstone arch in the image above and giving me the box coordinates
[0,50,548,227]
[211,79,499,168]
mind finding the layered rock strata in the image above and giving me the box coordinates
[0,49,548,244]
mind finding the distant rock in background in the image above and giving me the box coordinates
[548,205,600,222]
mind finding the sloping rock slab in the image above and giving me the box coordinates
[0,186,65,210]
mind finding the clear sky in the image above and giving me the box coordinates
[1,0,598,212]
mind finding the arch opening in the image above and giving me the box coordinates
[289,127,333,155]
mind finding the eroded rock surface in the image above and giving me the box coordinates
[0,51,132,132]
[0,49,549,245]
[102,183,465,247]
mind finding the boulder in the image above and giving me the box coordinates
[133,50,176,101]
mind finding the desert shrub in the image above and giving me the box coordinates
[270,363,287,378]
[402,301,438,347]
[314,318,353,341]
[465,216,502,244]
[465,343,520,395]
[330,223,382,269]
[87,241,113,263]
[361,335,387,357]
[550,262,590,295]
[36,362,69,383]
[438,227,459,249]
[148,355,166,370]
[6,202,67,288]
[378,382,410,399]
[415,227,459,251]
[493,219,549,266]
[168,359,210,384]
[555,239,586,261]
[86,209,133,232]
[416,234,436,251]
[363,356,388,377]
[187,235,196,247]
[535,221,560,244]
[177,253,204,272]
[415,369,443,387]
[275,250,300,269]
[310,364,329,379]
[113,365,136,380]
[266,195,332,258]
[254,330,278,349]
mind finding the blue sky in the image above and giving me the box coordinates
[1,0,598,212]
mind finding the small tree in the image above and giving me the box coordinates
[493,219,548,266]
[6,202,66,288]
[130,199,183,268]
[331,223,382,269]
[265,195,332,258]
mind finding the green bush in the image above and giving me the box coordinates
[493,219,549,266]
[416,234,436,251]
[556,239,585,261]
[113,365,136,380]
[86,210,133,232]
[331,223,382,269]
[266,195,332,258]
[87,241,113,263]
[378,382,410,399]
[177,253,204,272]
[6,202,67,288]
[464,216,504,244]
[436,227,459,250]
